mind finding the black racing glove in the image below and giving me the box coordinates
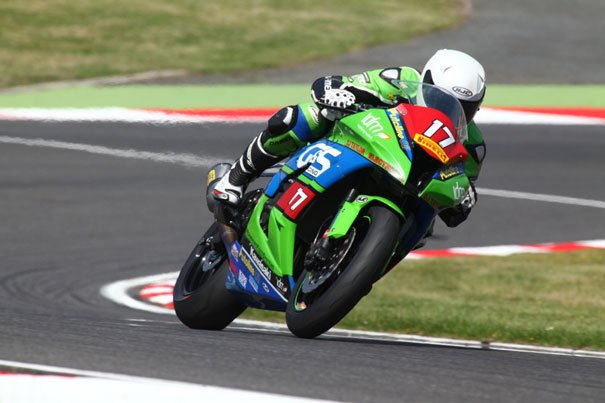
[439,182,477,227]
[311,76,356,120]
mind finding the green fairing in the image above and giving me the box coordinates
[331,108,410,184]
[245,194,283,276]
[267,208,296,276]
[327,195,405,239]
[420,174,470,211]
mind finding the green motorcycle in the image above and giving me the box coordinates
[173,81,471,338]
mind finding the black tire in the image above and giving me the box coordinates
[173,225,246,330]
[286,206,401,339]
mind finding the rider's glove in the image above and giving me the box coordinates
[460,182,477,210]
[321,88,356,109]
[438,182,477,227]
[318,89,356,121]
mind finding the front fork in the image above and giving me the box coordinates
[304,190,406,272]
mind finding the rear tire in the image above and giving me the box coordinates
[173,224,246,330]
[286,206,401,339]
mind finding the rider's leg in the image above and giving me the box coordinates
[213,103,331,204]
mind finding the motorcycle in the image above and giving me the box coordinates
[172,81,471,338]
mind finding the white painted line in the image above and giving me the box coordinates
[2,137,604,212]
[101,272,177,315]
[478,187,605,209]
[449,245,546,256]
[101,264,605,359]
[0,107,264,123]
[578,239,605,248]
[476,108,605,125]
[0,360,335,403]
[0,107,604,125]
[0,135,226,168]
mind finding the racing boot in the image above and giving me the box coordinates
[213,103,330,207]
[212,131,282,206]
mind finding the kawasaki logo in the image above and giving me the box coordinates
[249,247,271,280]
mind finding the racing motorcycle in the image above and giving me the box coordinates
[173,81,471,339]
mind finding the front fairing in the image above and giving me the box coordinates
[329,108,411,185]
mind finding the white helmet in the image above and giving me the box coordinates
[421,49,486,122]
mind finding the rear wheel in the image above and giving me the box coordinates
[286,206,401,338]
[173,223,246,330]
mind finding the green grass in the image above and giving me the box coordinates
[241,250,605,350]
[2,84,604,108]
[0,0,464,88]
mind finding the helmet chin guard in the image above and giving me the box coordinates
[421,49,486,122]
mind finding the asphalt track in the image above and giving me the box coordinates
[1,120,604,402]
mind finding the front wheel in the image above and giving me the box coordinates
[286,206,401,338]
[173,223,246,330]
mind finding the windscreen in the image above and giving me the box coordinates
[393,81,468,143]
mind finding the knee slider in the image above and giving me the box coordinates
[267,106,298,136]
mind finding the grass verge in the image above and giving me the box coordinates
[0,0,464,88]
[241,250,605,350]
[1,85,604,108]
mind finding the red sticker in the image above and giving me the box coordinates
[276,182,316,220]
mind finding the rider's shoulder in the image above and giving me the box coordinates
[373,66,421,82]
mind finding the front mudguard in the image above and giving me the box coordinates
[325,194,405,239]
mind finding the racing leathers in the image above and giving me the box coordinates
[214,66,486,228]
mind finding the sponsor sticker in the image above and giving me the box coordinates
[262,283,270,293]
[275,276,288,293]
[237,270,248,288]
[387,108,412,156]
[231,244,239,261]
[249,246,272,280]
[453,181,466,201]
[360,112,385,135]
[356,195,369,203]
[368,152,395,172]
[439,165,464,180]
[297,143,342,178]
[239,248,255,276]
[248,276,259,293]
[413,133,449,163]
[387,108,406,138]
[345,140,365,155]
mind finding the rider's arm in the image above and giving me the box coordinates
[438,122,486,227]
[463,122,487,181]
[311,67,421,109]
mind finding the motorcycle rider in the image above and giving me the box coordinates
[213,49,486,228]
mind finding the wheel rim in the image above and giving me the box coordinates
[294,215,370,311]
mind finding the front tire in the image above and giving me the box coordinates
[173,224,246,330]
[286,206,401,338]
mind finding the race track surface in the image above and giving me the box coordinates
[1,120,604,402]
